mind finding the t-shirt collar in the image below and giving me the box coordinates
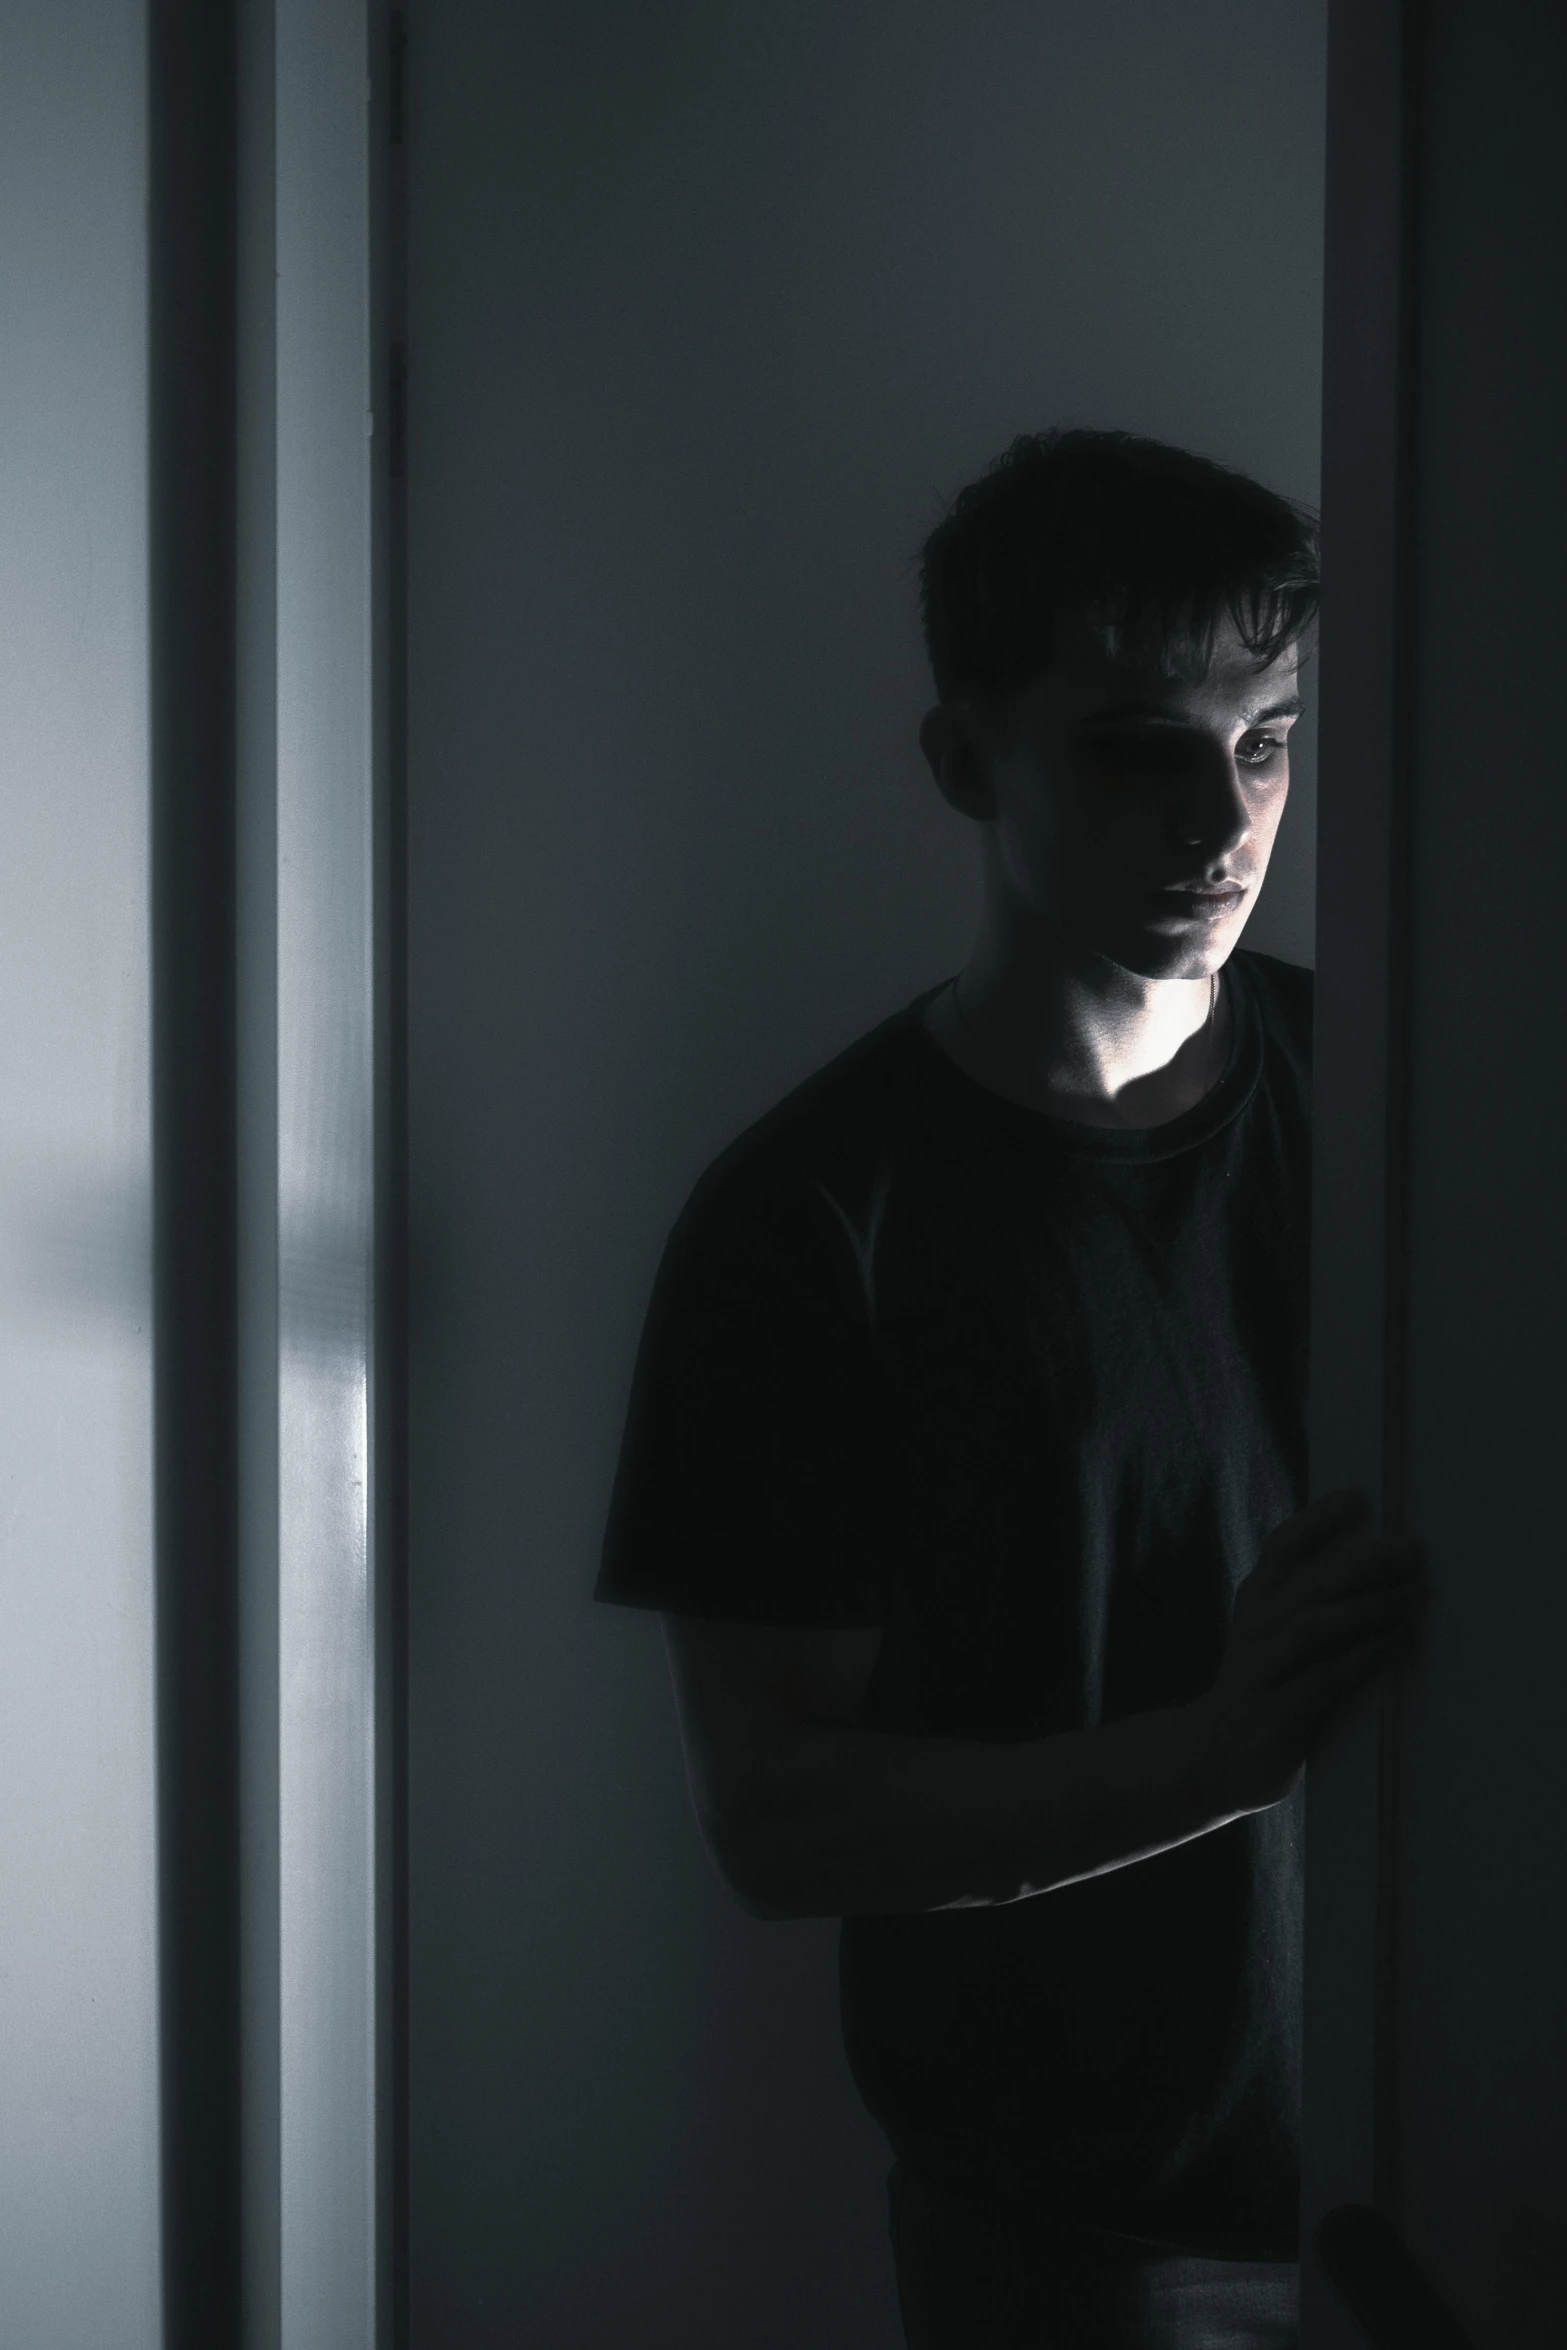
[904,957,1265,1163]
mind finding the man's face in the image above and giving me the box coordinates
[947,615,1301,983]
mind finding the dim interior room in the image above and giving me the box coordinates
[4,0,1566,2344]
[403,5,1323,2343]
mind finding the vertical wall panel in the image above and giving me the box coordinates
[1,8,388,2343]
[1300,5,1415,2342]
[275,3,378,2343]
[238,7,283,2345]
[1307,6,1567,2347]
[1392,3,1567,2342]
[150,0,244,2330]
[0,3,162,2343]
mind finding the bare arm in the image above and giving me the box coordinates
[663,1490,1423,1921]
[666,1616,1242,1916]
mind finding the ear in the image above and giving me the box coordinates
[919,703,998,822]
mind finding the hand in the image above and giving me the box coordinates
[1189,1489,1424,1816]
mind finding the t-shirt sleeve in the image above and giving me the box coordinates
[594,1162,897,1625]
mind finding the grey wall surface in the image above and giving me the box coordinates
[0,5,161,2343]
[404,5,1325,2341]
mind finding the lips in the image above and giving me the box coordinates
[1150,881,1246,920]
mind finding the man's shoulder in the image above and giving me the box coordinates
[673,987,942,1257]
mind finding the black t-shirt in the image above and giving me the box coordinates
[596,947,1312,2258]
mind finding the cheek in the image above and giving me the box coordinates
[1067,788,1168,866]
[1253,774,1291,851]
[995,807,1057,901]
[992,779,1063,881]
[1002,794,1158,907]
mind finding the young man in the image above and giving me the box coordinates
[595,429,1423,2348]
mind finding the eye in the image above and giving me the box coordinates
[1236,733,1287,769]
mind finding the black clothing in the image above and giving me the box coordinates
[886,2160,1299,2349]
[596,948,1312,2258]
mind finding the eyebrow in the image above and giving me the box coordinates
[1079,693,1305,728]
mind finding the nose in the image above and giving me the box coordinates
[1173,741,1252,862]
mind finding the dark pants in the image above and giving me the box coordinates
[888,2162,1300,2349]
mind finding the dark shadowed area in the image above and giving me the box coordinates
[405,4,1325,2340]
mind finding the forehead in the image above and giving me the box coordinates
[1018,613,1300,730]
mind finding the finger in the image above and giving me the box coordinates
[1261,1489,1375,1575]
[1268,1521,1420,1594]
[1290,1628,1411,1731]
[1292,1533,1424,1609]
[1267,1586,1420,1681]
[1293,1487,1376,1537]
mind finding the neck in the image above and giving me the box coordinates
[935,913,1227,1129]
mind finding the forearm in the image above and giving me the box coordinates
[723,1699,1243,1920]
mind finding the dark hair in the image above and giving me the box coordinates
[918,427,1318,704]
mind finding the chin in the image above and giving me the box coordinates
[1100,933,1236,985]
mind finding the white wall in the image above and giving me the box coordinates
[0,5,161,2343]
[405,5,1325,2341]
